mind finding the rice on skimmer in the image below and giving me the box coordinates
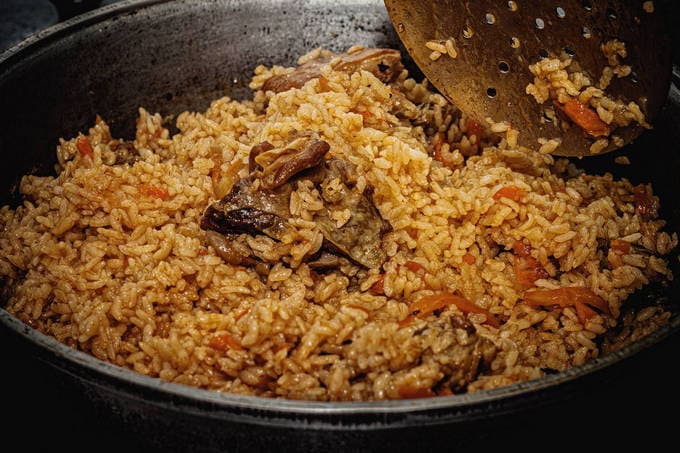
[0,46,675,400]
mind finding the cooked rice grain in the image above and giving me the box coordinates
[0,46,676,401]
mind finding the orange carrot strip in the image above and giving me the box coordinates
[209,333,243,351]
[398,385,435,399]
[76,136,94,157]
[400,293,500,328]
[557,98,610,137]
[465,118,484,140]
[511,240,548,288]
[369,274,385,296]
[610,239,631,255]
[404,261,425,273]
[512,240,532,257]
[139,184,170,200]
[575,302,598,323]
[462,253,476,265]
[514,255,548,288]
[523,287,609,323]
[436,387,454,397]
[493,186,527,201]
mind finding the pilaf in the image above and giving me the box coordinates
[0,46,675,400]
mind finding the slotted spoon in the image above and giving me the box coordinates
[384,0,672,156]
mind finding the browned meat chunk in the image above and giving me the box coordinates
[200,131,391,269]
[200,177,293,240]
[314,176,390,269]
[262,57,331,93]
[256,135,330,190]
[307,252,346,271]
[204,230,257,266]
[248,141,274,172]
[261,48,404,94]
[332,48,404,83]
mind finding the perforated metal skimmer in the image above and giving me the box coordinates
[385,0,672,156]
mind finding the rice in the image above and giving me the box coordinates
[525,40,650,154]
[425,39,458,60]
[0,46,676,401]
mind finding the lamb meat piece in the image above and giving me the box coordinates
[315,182,390,269]
[331,48,404,84]
[262,57,331,93]
[307,252,347,271]
[201,131,391,269]
[204,230,258,266]
[256,136,330,190]
[200,177,294,240]
[248,141,274,172]
[201,134,328,240]
[261,48,404,94]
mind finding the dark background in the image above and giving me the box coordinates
[1,1,680,452]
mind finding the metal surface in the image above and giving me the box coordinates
[0,0,679,451]
[384,0,672,156]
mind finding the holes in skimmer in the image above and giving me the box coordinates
[556,7,566,18]
[535,18,545,29]
[498,61,510,73]
[485,13,496,24]
[487,87,498,98]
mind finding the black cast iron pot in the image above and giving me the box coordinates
[1,1,680,451]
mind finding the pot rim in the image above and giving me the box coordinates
[1,0,679,422]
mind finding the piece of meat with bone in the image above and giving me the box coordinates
[262,48,404,94]
[201,131,391,269]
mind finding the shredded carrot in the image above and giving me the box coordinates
[512,240,548,287]
[432,132,446,164]
[493,185,527,202]
[465,118,484,140]
[317,76,331,92]
[523,287,609,323]
[360,110,373,122]
[514,255,548,288]
[462,253,476,265]
[436,387,454,396]
[369,274,385,295]
[610,239,631,255]
[400,293,500,328]
[405,227,419,239]
[574,302,598,323]
[398,385,435,399]
[235,308,251,321]
[512,240,532,257]
[404,261,425,273]
[76,136,94,157]
[557,98,610,137]
[138,184,170,200]
[209,333,243,351]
